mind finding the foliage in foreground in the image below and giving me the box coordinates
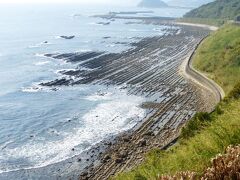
[114,93,240,179]
[159,145,240,180]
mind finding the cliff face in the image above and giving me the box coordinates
[138,0,168,8]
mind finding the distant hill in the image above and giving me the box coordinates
[184,0,240,20]
[167,0,213,8]
[138,0,168,8]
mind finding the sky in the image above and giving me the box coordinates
[0,0,142,5]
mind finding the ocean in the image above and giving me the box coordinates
[0,3,190,178]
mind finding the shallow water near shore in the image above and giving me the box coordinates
[0,3,190,178]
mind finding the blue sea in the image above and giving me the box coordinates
[0,3,190,177]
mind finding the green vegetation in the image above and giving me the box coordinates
[192,24,240,94]
[184,0,240,20]
[114,23,240,180]
[115,94,240,179]
[177,17,225,26]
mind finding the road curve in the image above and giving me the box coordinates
[181,35,225,105]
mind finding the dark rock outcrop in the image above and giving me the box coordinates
[60,35,75,39]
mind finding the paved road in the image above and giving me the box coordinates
[182,36,225,104]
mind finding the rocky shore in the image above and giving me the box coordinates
[36,20,219,179]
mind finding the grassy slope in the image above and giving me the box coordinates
[115,99,240,179]
[184,0,240,20]
[192,24,240,94]
[179,0,240,26]
[114,24,240,180]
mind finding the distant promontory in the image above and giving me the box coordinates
[138,0,168,8]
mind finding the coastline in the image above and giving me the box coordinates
[0,20,224,180]
[175,22,219,31]
[179,26,225,107]
[78,22,220,180]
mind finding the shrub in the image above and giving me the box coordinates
[180,112,211,139]
[134,173,147,180]
[159,145,240,180]
[228,82,240,99]
[202,145,240,179]
[215,104,224,115]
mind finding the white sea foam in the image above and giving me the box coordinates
[29,42,51,48]
[21,84,59,93]
[55,68,76,74]
[153,27,165,32]
[88,22,103,26]
[76,49,92,53]
[21,86,43,93]
[0,89,145,173]
[28,44,41,48]
[35,53,46,58]
[34,61,50,66]
[106,44,116,47]
[129,28,139,32]
[176,29,181,35]
[85,91,113,101]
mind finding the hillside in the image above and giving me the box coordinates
[114,24,240,180]
[184,0,240,20]
[138,0,168,8]
[193,24,240,94]
[167,0,213,8]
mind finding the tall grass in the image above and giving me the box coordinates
[192,24,240,94]
[115,97,240,180]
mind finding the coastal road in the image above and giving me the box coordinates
[180,32,225,106]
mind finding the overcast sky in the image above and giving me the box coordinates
[0,0,144,5]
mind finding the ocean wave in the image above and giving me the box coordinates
[34,61,51,66]
[28,41,51,48]
[35,53,46,57]
[85,91,113,101]
[0,92,145,174]
[21,84,59,93]
[106,44,116,47]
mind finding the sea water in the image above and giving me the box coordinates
[0,3,189,176]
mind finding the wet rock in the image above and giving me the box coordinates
[97,22,110,25]
[103,36,111,39]
[60,35,75,39]
[119,151,128,159]
[80,172,89,180]
[137,139,147,147]
[102,154,111,163]
[122,136,131,142]
[115,158,123,164]
[104,154,111,161]
[144,131,154,136]
[105,141,112,146]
